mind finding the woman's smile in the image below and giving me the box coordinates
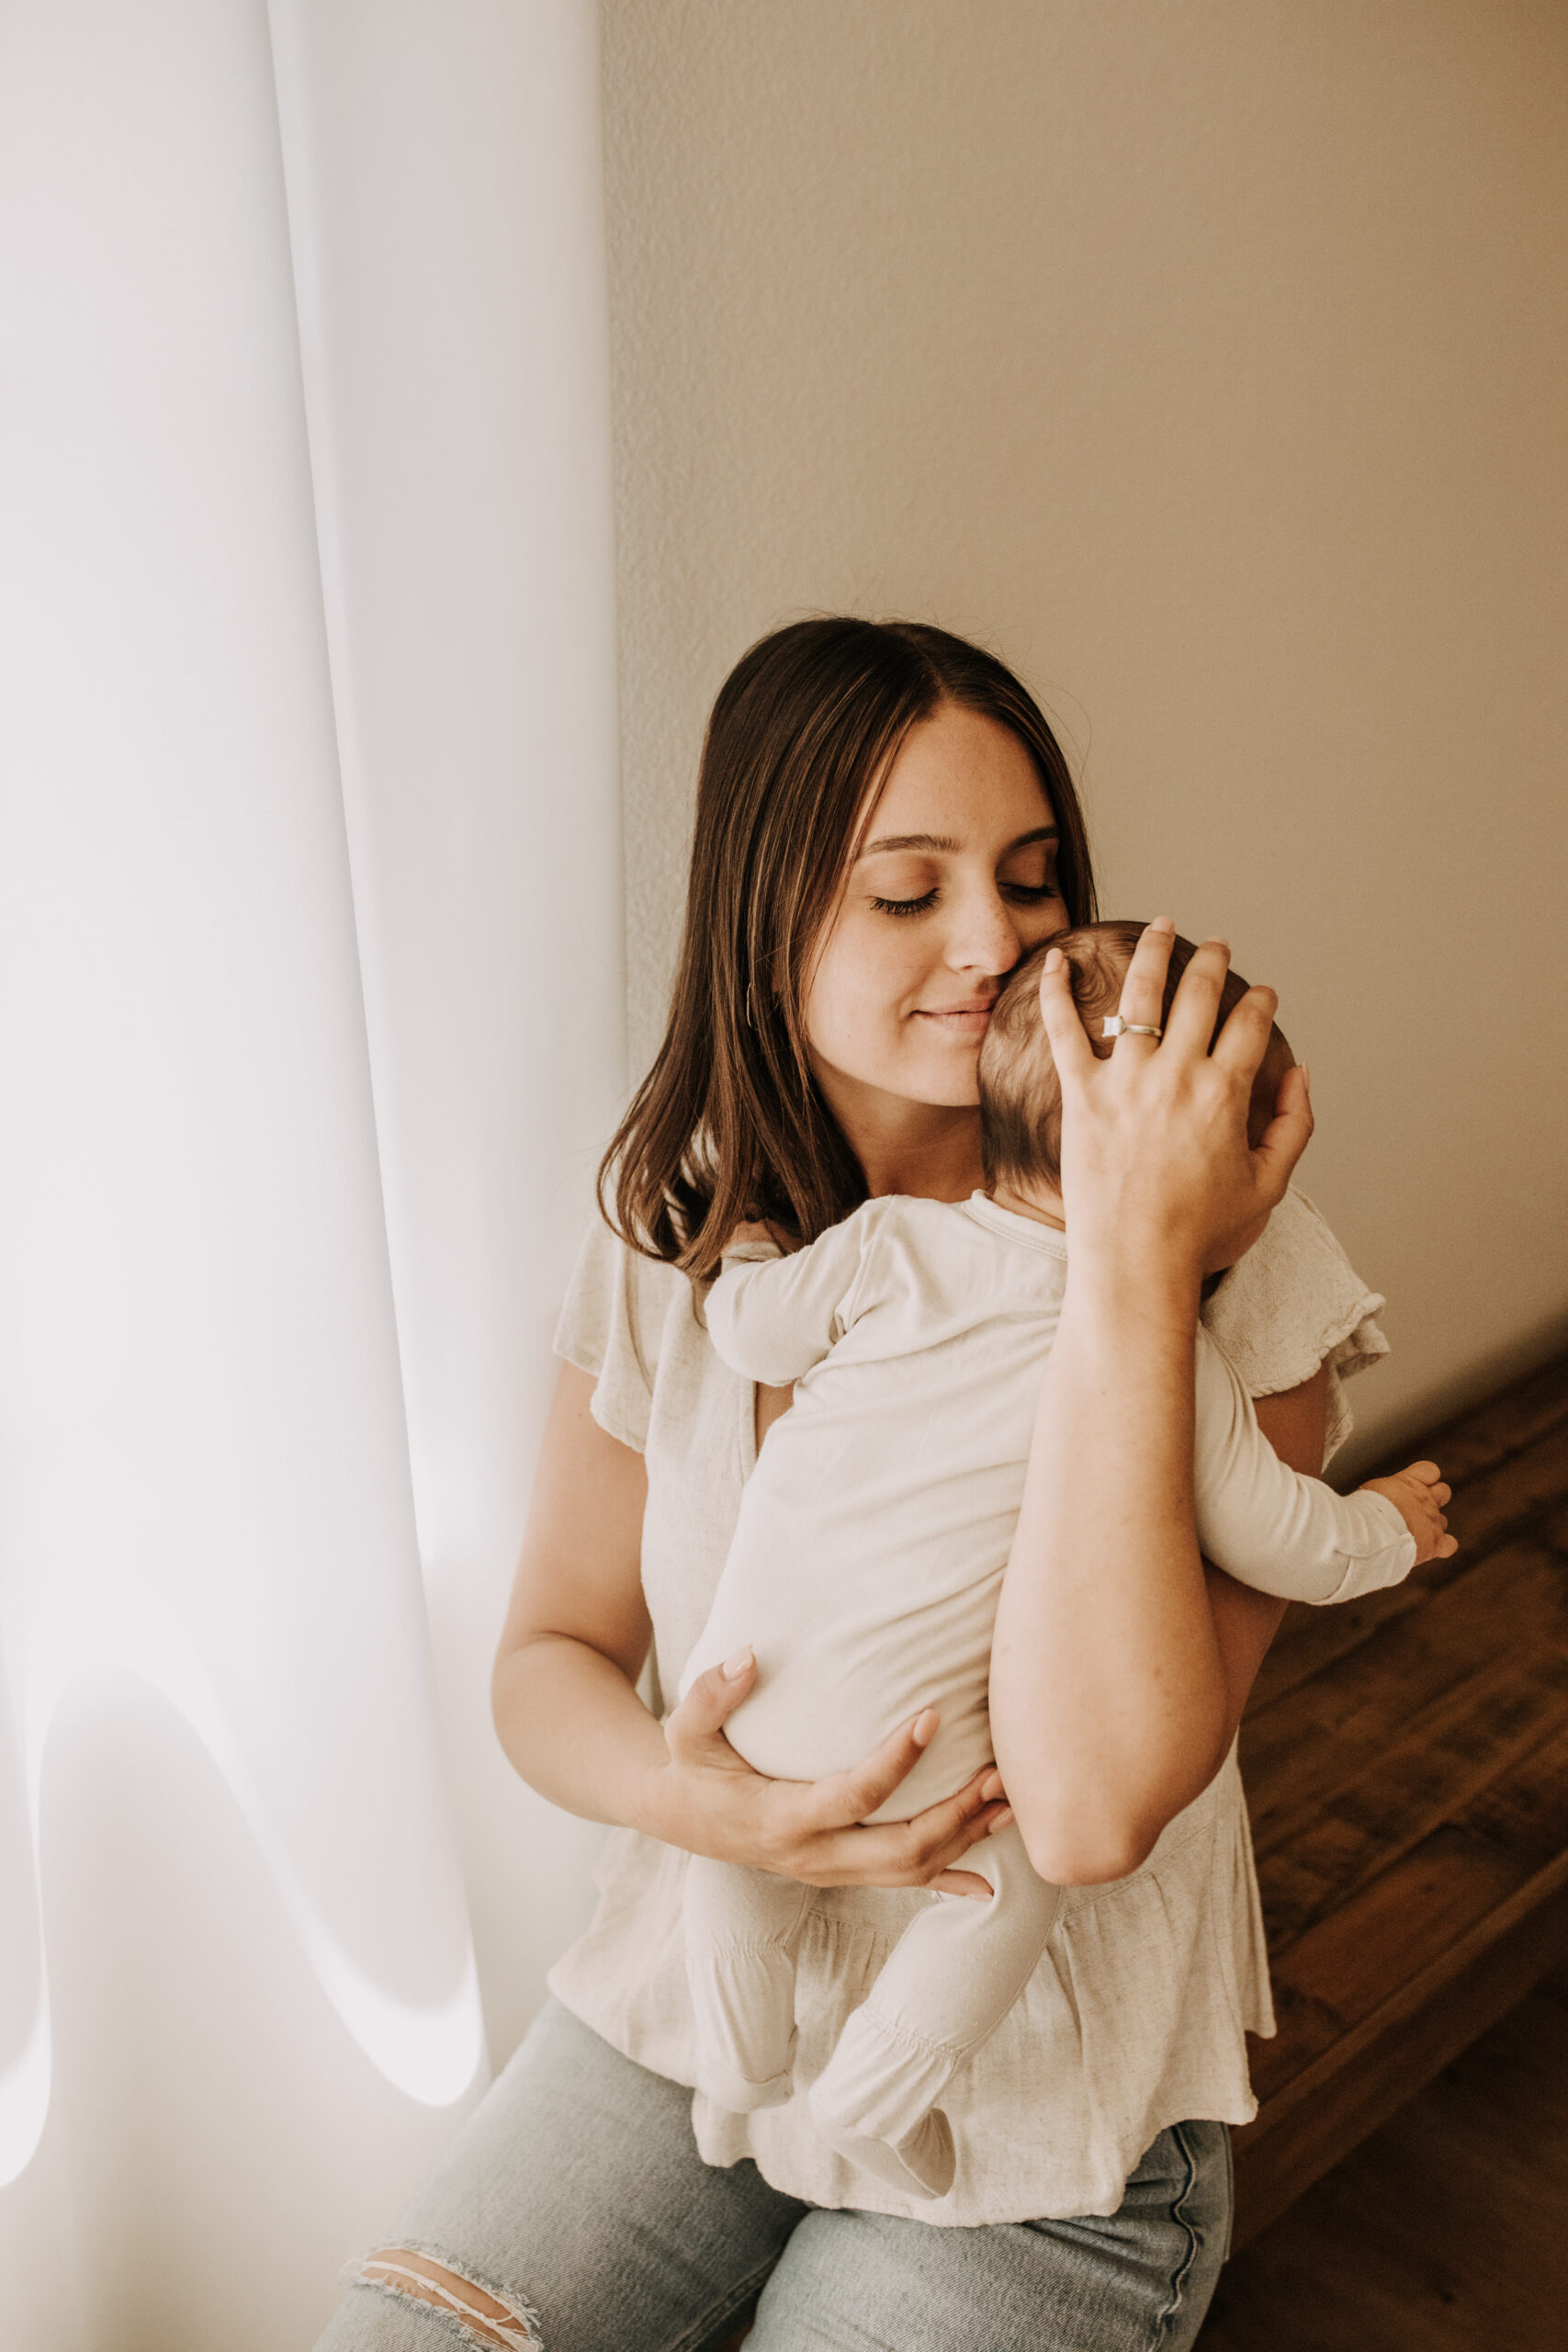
[912,999,998,1037]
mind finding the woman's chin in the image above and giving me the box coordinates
[893,1055,982,1112]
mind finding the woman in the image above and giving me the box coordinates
[319,619,1384,2352]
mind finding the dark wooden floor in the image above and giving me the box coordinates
[1200,1965,1568,2350]
[1228,1351,1568,2241]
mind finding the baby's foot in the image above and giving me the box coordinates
[811,2099,956,2200]
[693,2027,798,2113]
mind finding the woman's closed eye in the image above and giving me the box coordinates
[871,876,1059,919]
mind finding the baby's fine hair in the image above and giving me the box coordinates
[977,922,1297,1194]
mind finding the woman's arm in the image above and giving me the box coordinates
[492,1360,1013,1894]
[988,923,1314,1885]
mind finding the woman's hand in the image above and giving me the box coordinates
[991,921,1314,1883]
[1037,918,1314,1279]
[643,1653,1011,1900]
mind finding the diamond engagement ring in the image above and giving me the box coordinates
[1101,1015,1163,1039]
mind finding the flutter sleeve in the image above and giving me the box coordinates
[552,1212,677,1454]
[1200,1184,1391,1468]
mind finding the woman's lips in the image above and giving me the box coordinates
[914,1004,995,1036]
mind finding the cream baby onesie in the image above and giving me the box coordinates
[677,1190,1415,2201]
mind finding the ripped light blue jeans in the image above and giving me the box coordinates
[313,1994,1232,2352]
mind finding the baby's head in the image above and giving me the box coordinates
[977,921,1297,1250]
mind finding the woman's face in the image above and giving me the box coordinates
[801,700,1070,1120]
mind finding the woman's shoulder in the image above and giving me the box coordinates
[1201,1183,1390,1433]
[553,1211,694,1453]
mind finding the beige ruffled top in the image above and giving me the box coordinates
[545,1185,1389,2224]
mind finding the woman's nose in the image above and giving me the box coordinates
[942,885,1029,975]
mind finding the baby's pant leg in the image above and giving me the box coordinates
[808,1824,1062,2199]
[682,1855,815,2111]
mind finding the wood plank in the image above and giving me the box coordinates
[1440,1416,1568,1555]
[1232,1869,1568,2247]
[1249,1826,1531,2102]
[1256,1652,1568,1948]
[1455,1713,1568,1864]
[1246,1553,1470,1717]
[1250,1713,1568,2103]
[1242,1538,1568,1860]
[1202,1972,1568,2351]
[1225,1354,1568,2257]
[1248,1373,1568,1715]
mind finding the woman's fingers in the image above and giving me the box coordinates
[863,1767,1012,1896]
[662,1650,757,1758]
[1035,944,1097,1083]
[1109,915,1177,1046]
[1159,936,1232,1056]
[1207,980,1280,1081]
[810,1707,942,1829]
[1251,1060,1314,1197]
[831,1787,1020,1900]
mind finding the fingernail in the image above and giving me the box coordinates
[987,1808,1014,1834]
[912,1709,939,1745]
[722,1646,753,1679]
[1043,946,1063,973]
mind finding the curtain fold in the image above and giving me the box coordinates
[0,4,623,2345]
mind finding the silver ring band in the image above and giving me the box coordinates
[1102,1015,1163,1039]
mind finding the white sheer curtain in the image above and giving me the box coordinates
[0,5,623,2346]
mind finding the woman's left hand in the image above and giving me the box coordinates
[654,1657,1013,1898]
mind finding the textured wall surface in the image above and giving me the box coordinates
[601,0,1568,1460]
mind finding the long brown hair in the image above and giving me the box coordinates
[600,617,1097,1278]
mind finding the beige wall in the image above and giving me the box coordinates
[600,0,1568,1466]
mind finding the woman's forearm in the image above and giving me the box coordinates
[992,927,1315,1883]
[989,1252,1233,1884]
[492,1633,675,1837]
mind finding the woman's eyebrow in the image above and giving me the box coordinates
[857,823,1059,857]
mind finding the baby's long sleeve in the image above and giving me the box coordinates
[705,1211,877,1388]
[1192,1327,1416,1604]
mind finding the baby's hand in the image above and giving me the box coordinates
[1359,1460,1458,1566]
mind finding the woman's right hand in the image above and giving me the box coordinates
[646,1652,1011,1900]
[1037,918,1314,1278]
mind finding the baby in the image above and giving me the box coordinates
[677,922,1450,2203]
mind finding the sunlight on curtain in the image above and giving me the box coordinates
[0,3,622,2346]
[268,0,626,2073]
